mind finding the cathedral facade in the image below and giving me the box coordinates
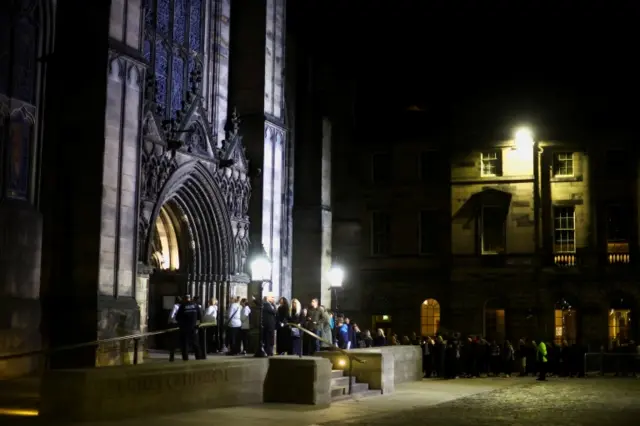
[0,0,296,376]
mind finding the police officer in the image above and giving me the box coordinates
[176,294,203,360]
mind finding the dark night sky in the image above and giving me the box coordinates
[316,0,640,141]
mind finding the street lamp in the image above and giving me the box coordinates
[250,243,272,358]
[514,127,534,151]
[329,265,345,314]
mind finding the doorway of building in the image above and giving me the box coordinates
[609,297,634,347]
[420,299,441,337]
[483,298,506,341]
[554,298,577,344]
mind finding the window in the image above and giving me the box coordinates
[485,309,505,341]
[554,309,577,344]
[420,151,445,181]
[371,152,391,183]
[480,151,502,177]
[371,211,391,256]
[554,206,575,253]
[553,152,574,177]
[480,206,506,254]
[143,0,204,118]
[1,2,41,200]
[609,309,632,345]
[607,204,631,263]
[420,299,441,337]
[419,210,439,254]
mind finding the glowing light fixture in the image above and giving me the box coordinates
[514,127,534,151]
[329,265,345,288]
[250,252,272,282]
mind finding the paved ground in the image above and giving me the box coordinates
[3,377,640,425]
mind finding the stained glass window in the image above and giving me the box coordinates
[1,0,40,200]
[144,0,204,118]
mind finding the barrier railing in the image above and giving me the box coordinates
[584,352,640,377]
[0,322,217,365]
[289,323,365,395]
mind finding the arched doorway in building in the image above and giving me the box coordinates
[483,298,506,341]
[142,162,235,349]
[609,295,635,346]
[554,297,578,344]
[420,299,441,336]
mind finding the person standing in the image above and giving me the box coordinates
[290,298,303,356]
[240,298,251,354]
[537,339,548,381]
[262,293,278,356]
[175,294,203,360]
[226,296,242,355]
[168,296,181,362]
[204,298,218,353]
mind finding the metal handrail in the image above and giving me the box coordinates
[0,322,217,363]
[290,323,365,396]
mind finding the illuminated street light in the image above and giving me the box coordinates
[329,265,345,288]
[250,251,272,282]
[514,127,534,151]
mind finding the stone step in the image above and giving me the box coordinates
[331,389,382,402]
[330,381,370,399]
[331,369,344,379]
[330,375,356,388]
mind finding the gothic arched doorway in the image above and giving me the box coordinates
[142,162,235,349]
[420,299,441,336]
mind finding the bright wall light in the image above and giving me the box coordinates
[514,127,534,151]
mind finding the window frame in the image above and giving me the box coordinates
[553,152,574,177]
[480,205,506,255]
[370,210,391,256]
[480,150,502,177]
[553,206,576,254]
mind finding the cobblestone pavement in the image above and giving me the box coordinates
[323,378,640,426]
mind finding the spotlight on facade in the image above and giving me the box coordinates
[329,265,345,288]
[514,127,534,151]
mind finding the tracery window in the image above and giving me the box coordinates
[0,0,40,200]
[143,0,204,118]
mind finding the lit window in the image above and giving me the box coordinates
[554,309,577,344]
[480,151,502,177]
[371,211,391,256]
[419,210,439,254]
[420,299,441,336]
[609,309,632,344]
[485,309,505,341]
[553,152,574,177]
[554,206,575,253]
[481,206,506,254]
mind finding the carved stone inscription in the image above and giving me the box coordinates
[114,368,229,395]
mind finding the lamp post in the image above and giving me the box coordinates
[250,243,272,358]
[329,265,345,315]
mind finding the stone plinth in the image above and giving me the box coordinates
[316,346,422,394]
[40,358,268,422]
[264,356,332,405]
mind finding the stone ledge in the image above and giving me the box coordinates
[264,356,332,406]
[316,346,422,394]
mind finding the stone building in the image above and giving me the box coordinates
[0,0,342,378]
[341,112,639,347]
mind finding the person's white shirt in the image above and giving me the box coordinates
[169,303,180,324]
[204,304,218,325]
[227,302,242,328]
[240,305,251,330]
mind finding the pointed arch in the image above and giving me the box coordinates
[144,161,234,283]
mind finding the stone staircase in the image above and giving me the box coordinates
[330,369,380,401]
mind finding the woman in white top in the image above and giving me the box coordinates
[204,298,218,353]
[240,298,251,354]
[227,296,242,354]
